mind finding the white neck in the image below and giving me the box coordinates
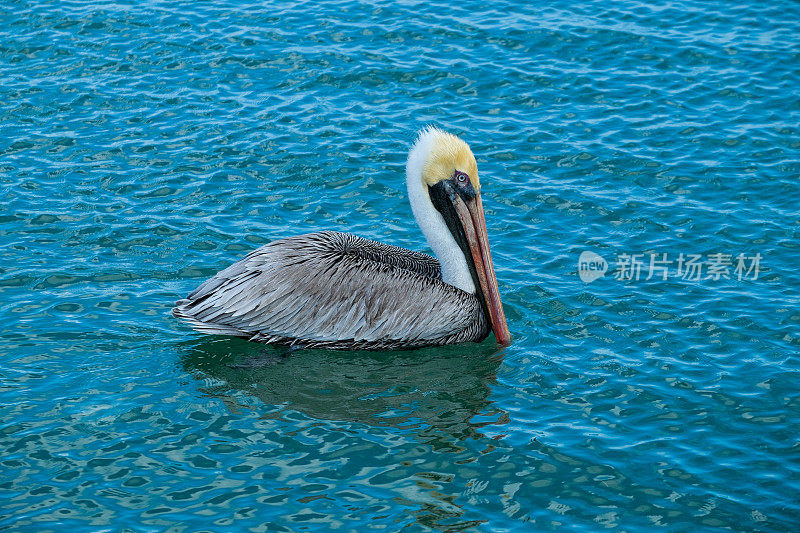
[405,130,475,294]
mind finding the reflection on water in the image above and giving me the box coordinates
[178,337,507,443]
[174,337,749,531]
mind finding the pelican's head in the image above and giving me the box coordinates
[419,129,480,192]
[406,127,511,345]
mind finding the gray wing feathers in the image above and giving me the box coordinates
[173,231,482,348]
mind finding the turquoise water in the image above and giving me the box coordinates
[2,0,799,530]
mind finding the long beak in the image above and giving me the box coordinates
[448,188,511,345]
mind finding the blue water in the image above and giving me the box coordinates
[2,0,799,530]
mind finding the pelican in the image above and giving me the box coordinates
[172,127,511,350]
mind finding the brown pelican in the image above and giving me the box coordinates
[172,127,511,350]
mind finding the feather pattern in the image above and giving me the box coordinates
[172,231,490,349]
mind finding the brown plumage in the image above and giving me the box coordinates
[172,231,489,349]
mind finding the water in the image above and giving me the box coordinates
[2,0,799,530]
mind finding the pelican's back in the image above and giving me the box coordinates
[172,231,489,349]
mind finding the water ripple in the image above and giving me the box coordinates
[1,0,799,530]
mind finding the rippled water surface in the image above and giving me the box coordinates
[2,0,799,530]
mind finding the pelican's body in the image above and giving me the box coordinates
[173,128,510,349]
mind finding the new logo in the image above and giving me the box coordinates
[578,251,607,283]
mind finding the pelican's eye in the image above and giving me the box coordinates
[454,170,469,185]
